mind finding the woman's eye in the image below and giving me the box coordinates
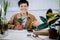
[20,5,27,8]
[21,6,23,7]
[24,6,27,7]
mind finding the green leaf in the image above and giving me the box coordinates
[37,23,48,30]
[49,17,59,25]
[48,15,60,25]
[4,1,9,16]
[40,16,47,23]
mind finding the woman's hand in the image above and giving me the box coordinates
[8,24,15,29]
[32,21,39,27]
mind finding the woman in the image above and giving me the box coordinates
[8,0,39,30]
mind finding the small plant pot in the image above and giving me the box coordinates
[19,25,24,30]
[48,28,57,39]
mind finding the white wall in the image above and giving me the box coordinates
[4,0,59,24]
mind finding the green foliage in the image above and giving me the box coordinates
[0,0,9,35]
[40,16,47,23]
[37,23,48,30]
[4,0,9,16]
[37,13,60,30]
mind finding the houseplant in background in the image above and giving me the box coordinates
[58,0,60,38]
[0,0,9,38]
[36,10,60,39]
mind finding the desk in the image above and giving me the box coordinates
[1,29,57,40]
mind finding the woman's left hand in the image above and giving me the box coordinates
[32,21,39,27]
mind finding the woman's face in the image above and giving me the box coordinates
[19,3,28,13]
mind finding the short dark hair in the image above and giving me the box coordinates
[46,9,53,14]
[18,0,29,7]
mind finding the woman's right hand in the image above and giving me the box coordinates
[8,24,15,29]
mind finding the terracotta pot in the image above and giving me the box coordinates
[19,25,24,30]
[48,28,57,39]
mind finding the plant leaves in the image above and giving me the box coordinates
[36,23,48,31]
[48,14,60,25]
[4,1,9,16]
[46,13,55,20]
[48,17,59,25]
[40,16,47,23]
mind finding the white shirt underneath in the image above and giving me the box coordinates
[22,16,27,27]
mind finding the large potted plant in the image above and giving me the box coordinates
[36,11,60,39]
[0,0,9,38]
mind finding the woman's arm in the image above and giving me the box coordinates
[30,14,39,27]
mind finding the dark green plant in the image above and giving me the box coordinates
[37,13,60,31]
[36,16,48,30]
[0,0,9,35]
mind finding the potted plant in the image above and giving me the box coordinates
[36,11,60,39]
[14,18,24,30]
[0,0,9,38]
